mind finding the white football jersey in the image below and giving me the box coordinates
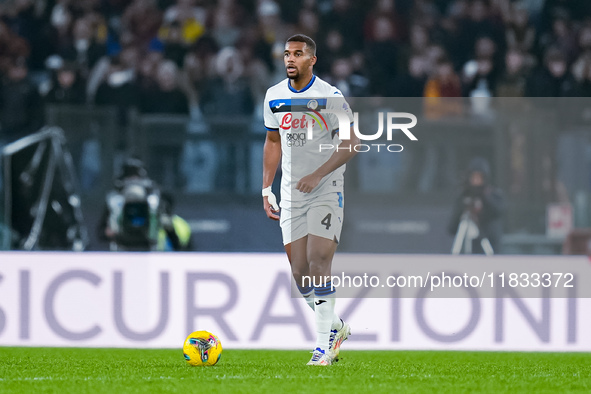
[263,75,353,206]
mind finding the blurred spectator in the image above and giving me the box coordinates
[495,49,528,97]
[87,39,139,99]
[0,19,31,66]
[137,50,164,92]
[256,0,282,47]
[280,0,316,25]
[462,36,499,96]
[540,0,591,33]
[425,58,462,98]
[397,23,430,71]
[121,0,162,48]
[456,0,503,67]
[159,21,188,67]
[537,15,577,63]
[234,29,273,112]
[295,8,320,43]
[315,29,350,77]
[182,35,219,93]
[525,47,577,97]
[408,22,431,54]
[365,16,399,96]
[425,59,462,97]
[45,62,86,104]
[4,0,55,71]
[321,0,364,51]
[392,54,428,97]
[423,43,448,74]
[57,16,107,77]
[210,5,242,48]
[49,0,75,47]
[140,59,189,114]
[409,0,439,32]
[94,47,139,149]
[424,57,463,118]
[199,47,254,117]
[0,59,44,142]
[576,25,591,59]
[239,24,274,76]
[326,57,369,97]
[364,0,406,43]
[256,0,289,83]
[162,0,207,45]
[505,4,536,54]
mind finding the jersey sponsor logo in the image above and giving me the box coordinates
[285,132,307,147]
[280,113,292,129]
[275,102,286,109]
[280,113,316,130]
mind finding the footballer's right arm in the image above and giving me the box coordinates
[262,131,281,220]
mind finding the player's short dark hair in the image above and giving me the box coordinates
[286,34,316,56]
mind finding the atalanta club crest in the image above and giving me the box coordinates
[307,99,319,110]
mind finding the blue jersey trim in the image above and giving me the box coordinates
[269,98,327,109]
[269,100,287,110]
[265,126,279,131]
[287,75,316,93]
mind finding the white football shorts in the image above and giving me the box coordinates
[280,192,344,245]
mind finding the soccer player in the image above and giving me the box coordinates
[262,34,359,366]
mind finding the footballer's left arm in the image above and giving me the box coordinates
[296,126,359,193]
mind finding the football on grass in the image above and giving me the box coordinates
[183,331,223,366]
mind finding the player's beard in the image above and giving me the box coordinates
[286,66,299,80]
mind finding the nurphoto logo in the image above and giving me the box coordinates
[309,109,418,153]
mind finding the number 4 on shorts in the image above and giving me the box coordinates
[321,213,332,230]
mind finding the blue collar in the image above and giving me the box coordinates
[288,74,316,93]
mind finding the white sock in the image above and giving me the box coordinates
[314,281,336,351]
[301,282,342,339]
[306,295,342,331]
[314,297,335,351]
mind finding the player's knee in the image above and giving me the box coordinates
[308,257,331,277]
[308,248,333,266]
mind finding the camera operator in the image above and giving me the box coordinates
[157,192,192,251]
[98,158,161,251]
[448,157,505,254]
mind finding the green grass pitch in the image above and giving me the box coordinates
[1,347,590,393]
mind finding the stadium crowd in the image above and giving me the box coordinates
[0,0,591,142]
